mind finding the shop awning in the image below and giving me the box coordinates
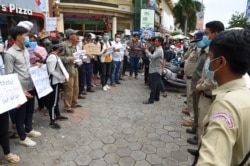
[1,0,44,18]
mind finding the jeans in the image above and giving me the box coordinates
[110,60,121,84]
[0,111,10,154]
[79,63,93,92]
[101,62,111,86]
[129,56,140,77]
[16,89,35,140]
[148,73,161,103]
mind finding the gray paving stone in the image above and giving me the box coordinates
[102,136,115,144]
[161,134,174,143]
[89,149,105,159]
[89,159,107,166]
[114,139,128,148]
[147,133,160,140]
[116,147,131,157]
[75,155,92,165]
[104,153,120,164]
[125,135,138,142]
[172,151,188,162]
[152,140,166,148]
[141,144,157,154]
[119,157,135,166]
[61,151,78,161]
[103,144,118,153]
[63,143,79,151]
[157,148,172,158]
[146,154,163,165]
[76,145,91,155]
[89,140,104,149]
[162,158,178,166]
[131,151,146,160]
[135,160,151,166]
[128,142,142,151]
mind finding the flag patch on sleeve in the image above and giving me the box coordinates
[210,112,234,129]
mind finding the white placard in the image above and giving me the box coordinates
[57,59,69,81]
[0,73,27,114]
[73,50,86,59]
[29,65,53,99]
[107,46,114,54]
[46,17,57,32]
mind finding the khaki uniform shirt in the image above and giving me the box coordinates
[59,40,77,77]
[197,78,250,166]
[184,46,200,76]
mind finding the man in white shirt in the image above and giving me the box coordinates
[110,34,123,86]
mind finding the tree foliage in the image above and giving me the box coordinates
[228,11,250,30]
[173,0,202,35]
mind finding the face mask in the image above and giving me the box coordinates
[204,57,222,81]
[23,36,30,47]
[196,40,205,48]
[103,36,109,41]
[204,58,215,81]
[203,36,211,46]
[29,42,37,48]
[115,38,121,42]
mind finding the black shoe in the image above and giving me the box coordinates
[187,136,198,145]
[187,148,198,156]
[143,100,154,104]
[154,98,160,102]
[184,101,187,104]
[50,121,61,129]
[186,127,197,134]
[116,82,121,84]
[56,115,68,121]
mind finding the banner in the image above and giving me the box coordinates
[247,0,250,23]
[29,65,53,99]
[140,9,155,39]
[0,73,27,114]
[46,17,57,32]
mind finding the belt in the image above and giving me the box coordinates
[187,76,192,79]
[201,91,212,99]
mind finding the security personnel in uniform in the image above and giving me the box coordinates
[194,30,250,165]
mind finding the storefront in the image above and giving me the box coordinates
[55,0,133,37]
[0,0,44,41]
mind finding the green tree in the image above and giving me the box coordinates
[228,11,250,30]
[173,0,202,35]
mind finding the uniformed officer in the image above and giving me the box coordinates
[194,30,250,165]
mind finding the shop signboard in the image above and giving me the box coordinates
[0,3,33,15]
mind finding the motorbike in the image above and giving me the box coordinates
[163,49,186,88]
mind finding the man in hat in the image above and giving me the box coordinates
[59,29,82,113]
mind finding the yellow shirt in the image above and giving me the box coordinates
[197,78,250,166]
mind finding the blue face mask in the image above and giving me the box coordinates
[204,58,215,81]
[196,40,205,48]
[103,36,109,41]
[203,36,211,45]
[29,42,37,48]
[23,36,30,47]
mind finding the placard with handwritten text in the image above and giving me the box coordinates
[0,73,27,114]
[29,65,53,99]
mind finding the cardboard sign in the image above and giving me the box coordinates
[29,65,53,99]
[0,73,27,114]
[83,43,101,55]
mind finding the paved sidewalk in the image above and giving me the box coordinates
[1,75,197,166]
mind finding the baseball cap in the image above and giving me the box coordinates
[65,29,78,38]
[190,31,204,43]
[17,21,34,31]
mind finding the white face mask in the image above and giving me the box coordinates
[115,38,121,42]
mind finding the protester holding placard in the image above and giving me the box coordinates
[99,32,112,91]
[59,29,82,113]
[46,38,68,129]
[4,26,42,147]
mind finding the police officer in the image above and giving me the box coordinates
[194,30,250,165]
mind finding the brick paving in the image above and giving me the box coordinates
[0,74,197,166]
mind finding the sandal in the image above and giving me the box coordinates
[72,104,82,108]
[5,153,20,164]
[162,92,168,97]
[9,131,19,139]
[143,100,154,104]
[67,109,75,113]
